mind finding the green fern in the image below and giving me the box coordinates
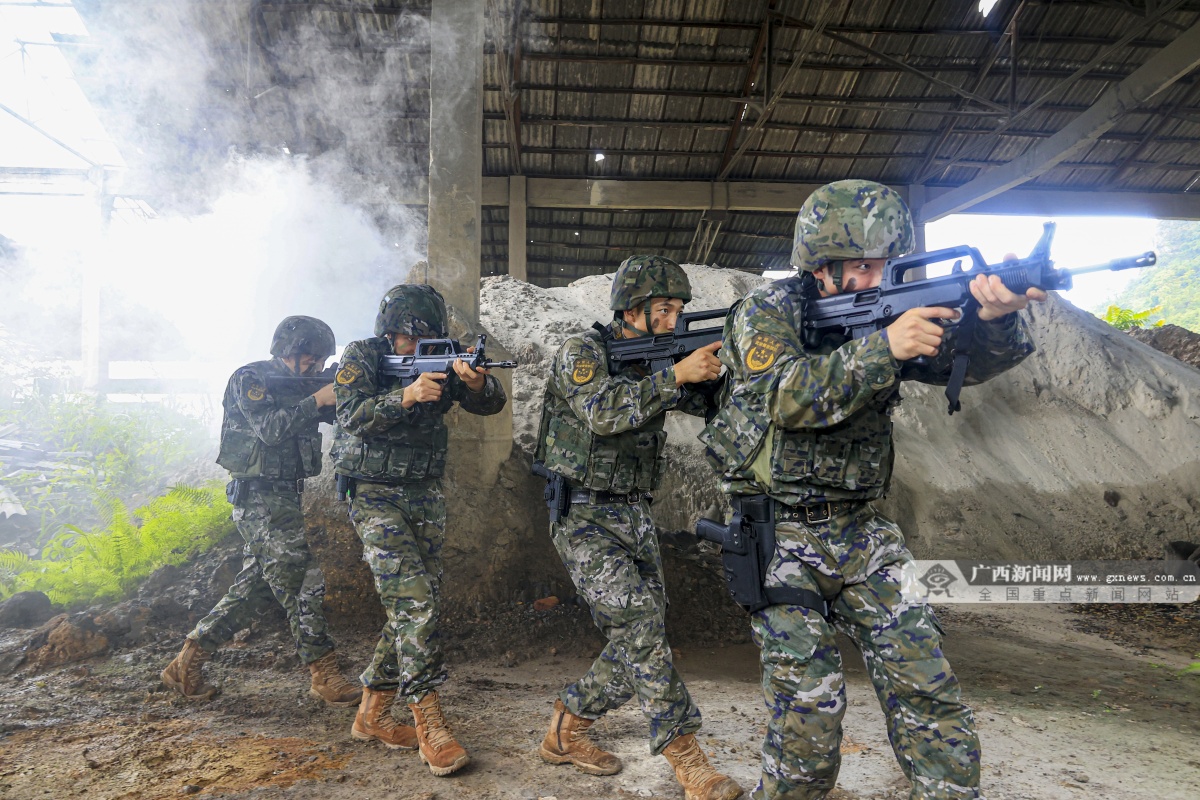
[1,483,234,605]
[1102,304,1166,331]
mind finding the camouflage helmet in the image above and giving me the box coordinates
[374,283,448,338]
[609,255,692,311]
[790,179,915,273]
[269,315,336,358]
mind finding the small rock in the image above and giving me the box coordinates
[532,596,559,612]
[181,785,201,795]
[0,591,54,629]
[1069,772,1090,783]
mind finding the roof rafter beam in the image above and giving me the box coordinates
[717,4,837,179]
[912,2,1022,184]
[492,83,1200,117]
[773,11,1008,113]
[929,0,1189,180]
[1101,79,1200,186]
[517,52,1146,81]
[527,16,1170,46]
[489,112,1200,144]
[486,0,523,173]
[470,177,1200,220]
[488,143,1200,171]
[0,101,99,168]
[718,1,778,176]
[920,15,1200,222]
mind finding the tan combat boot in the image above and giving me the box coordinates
[308,651,363,707]
[351,687,418,750]
[408,691,470,776]
[160,639,219,701]
[661,733,744,800]
[539,698,622,775]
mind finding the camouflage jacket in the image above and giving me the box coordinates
[331,336,507,483]
[216,358,325,481]
[536,322,711,493]
[700,277,1035,504]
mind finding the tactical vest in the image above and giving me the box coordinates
[331,337,450,483]
[216,359,323,481]
[535,329,667,494]
[700,286,899,505]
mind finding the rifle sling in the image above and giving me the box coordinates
[944,299,979,415]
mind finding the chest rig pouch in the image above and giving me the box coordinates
[333,370,452,482]
[769,396,896,497]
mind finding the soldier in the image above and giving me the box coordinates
[332,284,506,777]
[700,179,1045,799]
[534,255,743,800]
[162,315,361,708]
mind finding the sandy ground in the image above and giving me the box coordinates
[1,602,1196,800]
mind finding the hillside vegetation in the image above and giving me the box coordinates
[1101,220,1200,332]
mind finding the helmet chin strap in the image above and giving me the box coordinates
[614,305,653,338]
[828,260,844,292]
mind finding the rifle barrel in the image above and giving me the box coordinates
[1066,251,1156,276]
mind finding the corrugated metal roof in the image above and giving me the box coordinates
[72,0,1200,284]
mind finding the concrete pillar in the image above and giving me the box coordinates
[508,175,527,281]
[428,0,484,321]
[429,0,511,485]
[82,190,114,392]
[905,184,928,284]
[907,183,928,255]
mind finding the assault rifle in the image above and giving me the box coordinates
[599,308,728,375]
[380,334,517,386]
[801,222,1156,414]
[264,364,339,396]
[263,365,338,422]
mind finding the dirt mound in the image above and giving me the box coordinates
[289,269,1200,643]
[1129,323,1200,372]
[480,270,1200,562]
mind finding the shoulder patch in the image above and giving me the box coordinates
[245,382,267,401]
[744,334,785,372]
[336,363,365,386]
[570,358,598,385]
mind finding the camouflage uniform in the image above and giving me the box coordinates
[191,357,335,664]
[333,334,506,702]
[701,180,1035,799]
[537,309,712,756]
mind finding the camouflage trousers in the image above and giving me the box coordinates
[749,502,980,800]
[551,500,701,755]
[190,485,335,665]
[348,479,447,703]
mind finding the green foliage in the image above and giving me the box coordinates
[0,393,214,545]
[0,483,233,606]
[1101,220,1200,332]
[1101,304,1165,331]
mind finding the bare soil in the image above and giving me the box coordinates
[1,597,1196,800]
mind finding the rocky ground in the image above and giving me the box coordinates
[0,531,1196,800]
[2,268,1199,799]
